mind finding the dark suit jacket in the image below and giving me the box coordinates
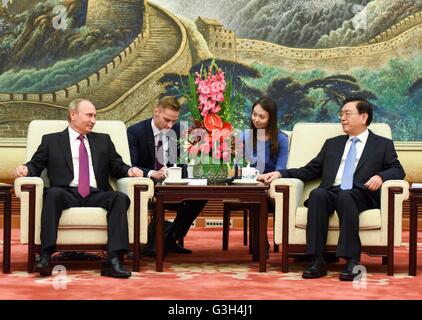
[279,130,405,207]
[127,118,184,177]
[25,128,130,191]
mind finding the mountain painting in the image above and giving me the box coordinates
[0,0,421,141]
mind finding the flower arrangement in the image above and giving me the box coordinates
[182,60,243,168]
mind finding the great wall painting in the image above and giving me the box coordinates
[0,0,421,142]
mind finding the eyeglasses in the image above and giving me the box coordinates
[338,111,360,119]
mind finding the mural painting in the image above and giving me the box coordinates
[0,0,421,142]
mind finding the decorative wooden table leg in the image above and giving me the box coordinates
[156,199,164,272]
[259,196,268,272]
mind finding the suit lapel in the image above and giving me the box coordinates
[87,133,99,181]
[147,118,156,163]
[333,135,348,170]
[59,129,73,173]
[328,135,348,184]
[355,130,375,173]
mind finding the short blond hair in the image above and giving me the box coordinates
[157,96,180,112]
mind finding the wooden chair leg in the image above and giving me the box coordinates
[272,213,279,252]
[387,253,394,276]
[243,209,248,246]
[28,244,35,273]
[28,252,35,273]
[382,256,388,265]
[250,204,260,261]
[282,248,289,273]
[222,204,230,251]
[248,209,253,254]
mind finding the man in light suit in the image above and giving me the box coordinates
[127,96,206,255]
[259,97,405,280]
[15,99,143,278]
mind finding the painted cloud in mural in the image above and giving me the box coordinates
[153,0,422,48]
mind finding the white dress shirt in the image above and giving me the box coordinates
[68,127,98,188]
[333,129,369,186]
[147,119,169,178]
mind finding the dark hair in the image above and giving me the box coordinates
[249,97,279,159]
[342,97,373,126]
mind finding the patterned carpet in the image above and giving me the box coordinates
[0,228,421,300]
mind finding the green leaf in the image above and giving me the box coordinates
[185,74,201,122]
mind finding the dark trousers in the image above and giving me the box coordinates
[305,186,373,260]
[166,200,207,238]
[40,187,130,255]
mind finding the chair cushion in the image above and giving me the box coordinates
[58,207,108,230]
[295,207,381,230]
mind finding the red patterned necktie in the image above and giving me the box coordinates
[77,135,90,197]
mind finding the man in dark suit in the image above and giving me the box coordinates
[127,96,206,255]
[259,97,405,281]
[15,98,143,278]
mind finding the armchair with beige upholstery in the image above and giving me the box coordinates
[14,120,155,273]
[269,123,409,275]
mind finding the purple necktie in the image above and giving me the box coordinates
[78,135,90,198]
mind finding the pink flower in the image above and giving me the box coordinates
[222,151,231,162]
[198,95,209,106]
[197,83,210,95]
[210,82,220,94]
[210,104,221,114]
[201,100,217,116]
[211,92,224,102]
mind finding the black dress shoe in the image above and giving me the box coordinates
[166,241,192,254]
[35,254,52,276]
[101,257,131,278]
[339,259,361,281]
[302,257,327,279]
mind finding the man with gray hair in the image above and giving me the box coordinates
[15,99,143,278]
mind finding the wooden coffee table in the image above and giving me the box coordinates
[154,184,269,272]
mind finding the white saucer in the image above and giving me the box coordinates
[164,179,189,185]
[232,179,259,185]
